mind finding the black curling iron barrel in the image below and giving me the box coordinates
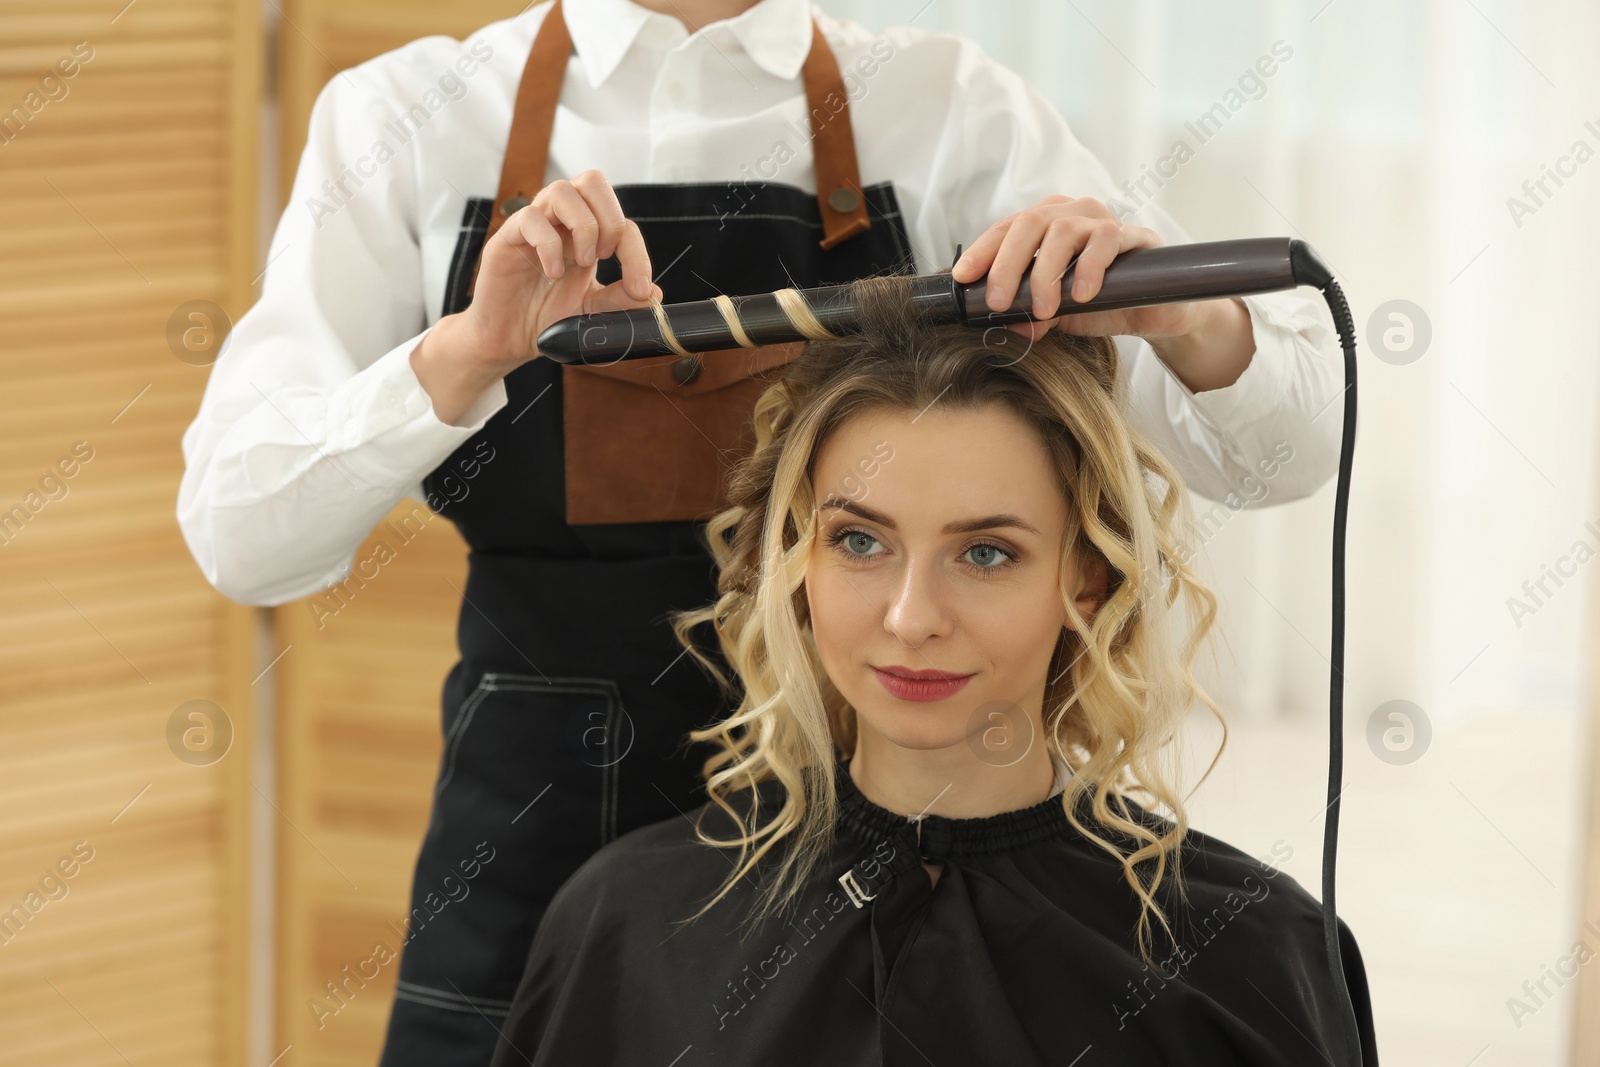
[534,236,1335,363]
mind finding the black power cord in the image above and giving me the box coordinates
[1316,274,1363,1066]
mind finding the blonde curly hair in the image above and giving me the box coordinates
[669,272,1225,963]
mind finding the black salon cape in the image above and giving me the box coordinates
[488,757,1378,1066]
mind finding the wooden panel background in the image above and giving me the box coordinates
[0,1,259,1065]
[272,2,521,1063]
[277,1,523,204]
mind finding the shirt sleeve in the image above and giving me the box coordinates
[944,41,1344,507]
[177,63,508,607]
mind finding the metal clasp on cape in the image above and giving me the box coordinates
[838,868,877,908]
[838,822,920,909]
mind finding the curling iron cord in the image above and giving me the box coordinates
[1319,276,1361,1067]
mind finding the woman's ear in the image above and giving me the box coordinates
[1066,551,1111,630]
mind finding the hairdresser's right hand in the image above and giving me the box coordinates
[412,170,664,425]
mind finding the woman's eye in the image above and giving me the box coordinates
[840,530,882,557]
[963,543,1012,569]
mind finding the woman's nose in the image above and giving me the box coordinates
[881,556,955,644]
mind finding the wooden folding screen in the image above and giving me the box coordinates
[0,1,260,1065]
[272,3,520,1063]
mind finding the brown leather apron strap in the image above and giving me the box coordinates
[467,0,870,302]
[802,18,871,249]
[467,0,573,302]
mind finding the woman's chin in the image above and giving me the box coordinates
[852,702,972,753]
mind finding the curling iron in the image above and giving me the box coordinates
[537,236,1363,1066]
[534,237,1336,365]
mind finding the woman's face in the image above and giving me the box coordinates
[804,401,1097,758]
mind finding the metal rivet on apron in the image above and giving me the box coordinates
[827,186,861,214]
[671,355,701,385]
[500,195,531,216]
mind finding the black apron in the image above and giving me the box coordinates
[375,3,914,1062]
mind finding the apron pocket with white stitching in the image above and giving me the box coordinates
[399,672,629,998]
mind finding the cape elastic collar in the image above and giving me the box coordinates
[831,755,1076,862]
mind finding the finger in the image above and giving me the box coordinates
[953,194,1078,285]
[587,278,664,315]
[950,214,1017,284]
[498,204,566,278]
[1062,223,1161,311]
[1064,194,1115,221]
[1067,219,1125,303]
[570,169,629,262]
[534,181,601,267]
[1028,216,1091,320]
[1119,224,1164,253]
[984,210,1056,313]
[612,218,654,301]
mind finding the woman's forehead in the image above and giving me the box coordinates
[811,403,1066,530]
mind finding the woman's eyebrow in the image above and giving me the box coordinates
[818,495,1041,536]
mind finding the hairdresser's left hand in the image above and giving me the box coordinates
[951,195,1258,391]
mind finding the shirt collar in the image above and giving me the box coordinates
[560,0,814,89]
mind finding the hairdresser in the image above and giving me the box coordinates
[175,0,1344,1062]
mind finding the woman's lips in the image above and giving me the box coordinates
[872,666,975,702]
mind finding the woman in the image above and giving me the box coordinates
[177,1,1342,1056]
[492,271,1377,1066]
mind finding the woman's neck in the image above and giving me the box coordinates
[627,0,764,35]
[847,733,1059,820]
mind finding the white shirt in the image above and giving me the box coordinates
[177,0,1345,607]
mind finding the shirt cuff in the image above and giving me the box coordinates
[328,325,509,488]
[1176,294,1293,429]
